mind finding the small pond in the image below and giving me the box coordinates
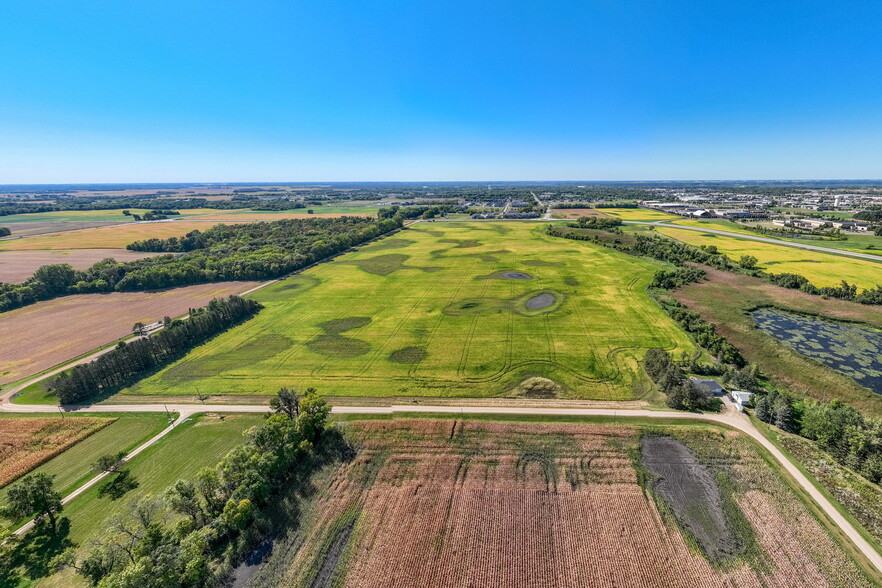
[752,307,882,394]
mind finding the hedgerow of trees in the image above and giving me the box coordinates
[0,227,10,237]
[62,389,337,587]
[0,216,402,313]
[49,296,262,404]
[643,348,721,411]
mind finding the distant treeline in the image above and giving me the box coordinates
[567,217,623,231]
[0,217,401,313]
[547,225,882,305]
[854,208,882,222]
[50,296,262,404]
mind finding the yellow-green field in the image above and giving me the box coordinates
[669,218,882,256]
[125,222,696,400]
[669,218,759,235]
[655,226,882,289]
[599,207,681,221]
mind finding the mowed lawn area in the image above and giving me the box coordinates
[125,222,696,401]
[655,226,882,289]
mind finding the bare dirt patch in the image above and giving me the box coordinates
[0,249,166,283]
[641,436,740,561]
[0,281,258,385]
[525,293,556,310]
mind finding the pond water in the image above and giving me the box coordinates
[752,307,882,394]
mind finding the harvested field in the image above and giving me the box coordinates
[0,220,247,251]
[0,249,165,283]
[550,208,612,219]
[253,419,873,588]
[671,266,882,416]
[0,221,129,238]
[0,281,258,386]
[128,223,696,400]
[0,416,111,488]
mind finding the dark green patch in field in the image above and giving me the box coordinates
[388,346,429,364]
[307,335,371,358]
[431,248,512,263]
[307,316,373,358]
[318,316,372,334]
[360,238,416,251]
[523,259,563,267]
[438,238,481,248]
[476,270,532,280]
[412,228,446,237]
[163,334,293,382]
[343,254,441,275]
[444,290,563,317]
[564,276,579,286]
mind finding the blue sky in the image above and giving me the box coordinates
[1,0,881,182]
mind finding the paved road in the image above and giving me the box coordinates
[3,398,881,573]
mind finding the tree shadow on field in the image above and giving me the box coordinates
[98,470,139,500]
[11,518,74,581]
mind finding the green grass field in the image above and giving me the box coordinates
[122,222,695,401]
[35,413,262,588]
[655,226,882,289]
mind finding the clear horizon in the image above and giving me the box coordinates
[3,1,881,183]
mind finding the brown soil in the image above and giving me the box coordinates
[0,249,165,283]
[525,292,556,310]
[641,436,740,561]
[0,281,258,385]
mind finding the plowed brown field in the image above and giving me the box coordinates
[0,249,164,283]
[256,419,874,588]
[0,281,258,385]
